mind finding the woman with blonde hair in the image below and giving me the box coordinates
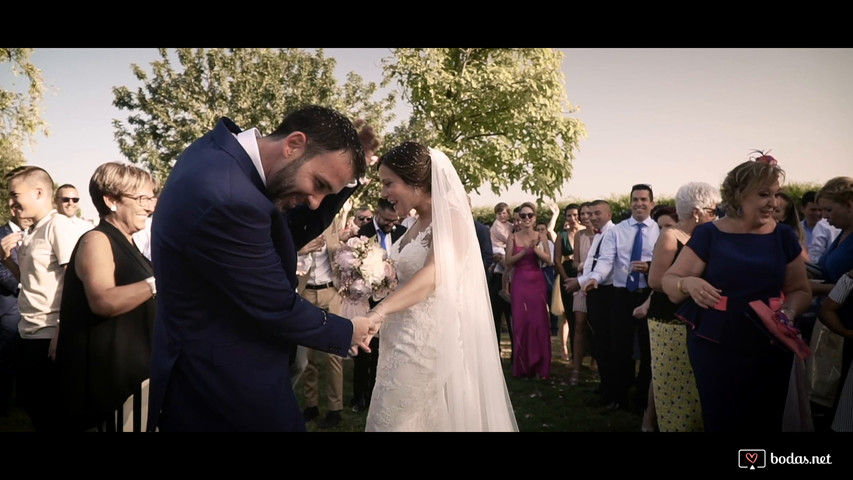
[662,153,811,431]
[56,162,159,432]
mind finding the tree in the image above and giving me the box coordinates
[1,48,49,223]
[381,48,587,201]
[112,48,397,185]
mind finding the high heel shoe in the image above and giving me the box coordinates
[569,370,580,386]
[561,345,569,361]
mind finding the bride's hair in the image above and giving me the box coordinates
[379,141,432,193]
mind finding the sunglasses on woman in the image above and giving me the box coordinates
[518,213,535,220]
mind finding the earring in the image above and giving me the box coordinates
[693,215,699,223]
[737,206,743,216]
[110,205,117,212]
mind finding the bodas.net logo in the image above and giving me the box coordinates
[738,449,766,469]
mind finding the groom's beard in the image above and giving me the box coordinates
[267,154,309,212]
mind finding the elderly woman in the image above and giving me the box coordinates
[641,182,720,432]
[56,162,159,432]
[662,155,811,431]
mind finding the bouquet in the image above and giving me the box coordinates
[333,236,398,306]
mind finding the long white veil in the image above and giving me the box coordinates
[430,147,518,432]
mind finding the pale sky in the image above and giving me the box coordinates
[12,48,853,220]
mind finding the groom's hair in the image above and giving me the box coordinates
[270,105,367,180]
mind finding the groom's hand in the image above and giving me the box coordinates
[349,315,373,356]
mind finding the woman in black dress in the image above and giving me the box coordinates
[56,162,159,431]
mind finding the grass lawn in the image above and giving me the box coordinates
[0,333,644,432]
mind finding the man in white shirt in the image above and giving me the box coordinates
[1,167,78,431]
[582,185,660,412]
[54,184,94,240]
[801,190,841,263]
[296,224,346,429]
[565,199,616,405]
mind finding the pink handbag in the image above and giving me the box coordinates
[748,299,812,360]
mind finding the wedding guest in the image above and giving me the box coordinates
[774,189,808,258]
[583,184,659,412]
[566,200,616,399]
[296,224,346,429]
[54,184,94,239]
[554,203,581,361]
[0,166,79,431]
[820,267,853,431]
[147,105,377,431]
[469,196,494,277]
[351,198,407,413]
[506,202,552,379]
[536,221,558,335]
[340,205,373,242]
[489,201,513,355]
[568,202,595,385]
[642,183,720,432]
[0,202,32,418]
[662,154,811,431]
[55,162,159,432]
[801,190,841,264]
[813,176,853,411]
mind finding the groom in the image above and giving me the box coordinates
[148,105,378,431]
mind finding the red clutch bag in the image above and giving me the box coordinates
[748,300,812,360]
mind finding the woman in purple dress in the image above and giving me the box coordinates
[506,202,553,379]
[662,154,812,431]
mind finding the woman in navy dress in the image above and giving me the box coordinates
[662,154,812,431]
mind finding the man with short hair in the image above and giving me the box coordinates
[565,199,616,405]
[582,185,660,412]
[350,197,407,413]
[340,205,373,242]
[148,105,378,431]
[54,184,94,238]
[0,166,79,431]
[801,190,841,264]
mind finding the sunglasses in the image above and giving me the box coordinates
[61,197,80,204]
[356,216,373,222]
[518,213,535,220]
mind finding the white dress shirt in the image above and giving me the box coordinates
[577,220,615,287]
[587,216,659,289]
[808,218,841,263]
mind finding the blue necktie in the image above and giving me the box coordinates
[626,223,646,292]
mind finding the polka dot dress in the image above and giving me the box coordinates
[648,319,704,432]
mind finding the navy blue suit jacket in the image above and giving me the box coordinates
[0,223,20,316]
[148,117,358,431]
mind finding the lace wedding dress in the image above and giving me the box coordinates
[364,147,518,432]
[365,226,441,431]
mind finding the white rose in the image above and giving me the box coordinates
[360,246,387,286]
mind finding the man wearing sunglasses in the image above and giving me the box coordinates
[54,185,94,239]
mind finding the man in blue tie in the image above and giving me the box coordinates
[582,184,658,412]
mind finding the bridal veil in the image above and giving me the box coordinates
[429,147,518,432]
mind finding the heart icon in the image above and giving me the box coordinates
[745,453,758,464]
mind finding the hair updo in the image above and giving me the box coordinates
[379,141,432,193]
[720,152,785,218]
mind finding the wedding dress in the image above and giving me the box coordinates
[364,148,518,432]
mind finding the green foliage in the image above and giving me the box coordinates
[382,48,587,201]
[112,48,397,186]
[1,48,49,224]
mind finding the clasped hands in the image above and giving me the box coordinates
[349,311,383,356]
[0,231,25,262]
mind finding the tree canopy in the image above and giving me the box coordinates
[381,48,587,201]
[112,48,397,185]
[0,48,48,223]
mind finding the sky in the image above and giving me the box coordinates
[9,48,853,220]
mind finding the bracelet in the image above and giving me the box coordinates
[367,309,386,321]
[145,276,157,298]
[677,277,688,295]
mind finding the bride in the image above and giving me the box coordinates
[359,142,518,432]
